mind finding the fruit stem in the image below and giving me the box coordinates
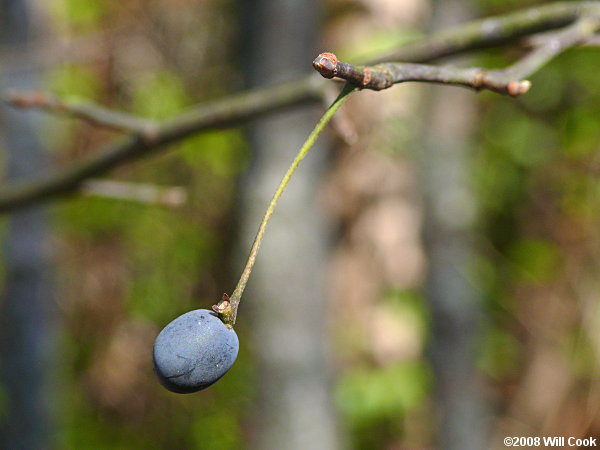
[220,82,355,327]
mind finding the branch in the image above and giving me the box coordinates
[5,91,159,137]
[313,17,600,95]
[0,77,324,212]
[81,179,187,207]
[505,16,600,79]
[371,1,600,63]
[1,1,599,213]
[313,52,531,96]
[582,34,600,46]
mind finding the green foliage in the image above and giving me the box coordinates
[561,104,600,158]
[50,0,106,30]
[124,208,215,323]
[59,197,139,238]
[519,65,565,112]
[477,325,521,377]
[48,64,102,101]
[189,411,242,450]
[59,394,163,450]
[180,131,247,178]
[337,361,431,449]
[337,29,422,62]
[507,238,561,283]
[45,64,103,152]
[387,289,430,340]
[131,71,189,119]
[337,362,430,422]
[561,328,596,377]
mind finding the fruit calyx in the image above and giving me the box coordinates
[212,293,235,329]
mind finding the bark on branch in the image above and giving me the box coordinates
[371,1,600,63]
[313,17,600,94]
[5,91,159,137]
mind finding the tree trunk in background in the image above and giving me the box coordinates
[236,1,340,449]
[0,1,55,448]
[420,2,488,449]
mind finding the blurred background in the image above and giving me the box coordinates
[1,0,600,449]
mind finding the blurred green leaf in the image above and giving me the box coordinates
[51,0,105,30]
[562,328,596,377]
[507,239,561,283]
[48,64,101,100]
[124,209,215,322]
[560,105,600,158]
[339,29,422,62]
[180,130,247,177]
[477,325,520,377]
[487,109,557,168]
[190,411,242,450]
[387,289,429,339]
[131,71,189,119]
[520,66,565,112]
[59,197,139,238]
[336,362,430,424]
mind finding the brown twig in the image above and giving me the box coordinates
[313,52,531,96]
[313,17,600,96]
[5,91,160,138]
[505,17,600,80]
[370,1,600,64]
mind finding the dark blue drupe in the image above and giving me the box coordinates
[153,309,239,393]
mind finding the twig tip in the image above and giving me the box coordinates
[313,52,338,79]
[507,80,531,96]
[4,90,53,108]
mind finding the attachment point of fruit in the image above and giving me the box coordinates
[212,293,235,328]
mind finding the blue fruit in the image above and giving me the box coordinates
[153,309,239,393]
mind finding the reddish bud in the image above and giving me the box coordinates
[313,52,338,78]
[507,80,531,96]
